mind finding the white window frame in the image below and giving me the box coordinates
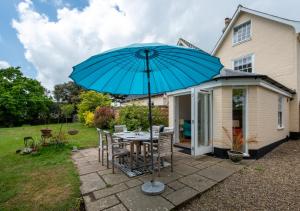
[278,95,284,129]
[232,20,252,45]
[232,54,255,73]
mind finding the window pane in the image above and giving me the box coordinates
[233,55,253,73]
[233,21,251,44]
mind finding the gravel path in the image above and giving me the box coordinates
[178,141,300,211]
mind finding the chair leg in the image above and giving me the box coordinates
[112,156,115,174]
[107,150,109,168]
[171,154,173,172]
[101,149,104,166]
[98,148,100,163]
[143,144,147,170]
[158,157,161,177]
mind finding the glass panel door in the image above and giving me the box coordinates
[192,90,212,156]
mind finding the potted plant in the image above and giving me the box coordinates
[222,127,256,163]
[39,111,52,136]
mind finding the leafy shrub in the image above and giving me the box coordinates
[94,106,115,129]
[78,91,112,122]
[84,111,95,127]
[117,105,168,131]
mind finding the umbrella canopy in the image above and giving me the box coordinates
[70,43,223,95]
[70,42,223,195]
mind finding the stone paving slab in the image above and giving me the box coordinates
[78,163,107,175]
[179,173,217,193]
[85,195,120,211]
[117,186,174,211]
[173,164,199,176]
[165,186,198,206]
[125,179,143,188]
[167,181,185,190]
[102,173,130,186]
[161,186,175,197]
[197,164,235,182]
[104,203,127,211]
[194,161,217,170]
[93,183,128,199]
[138,170,182,184]
[72,148,251,210]
[80,173,106,194]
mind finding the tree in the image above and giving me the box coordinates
[60,104,75,123]
[53,81,82,104]
[0,67,52,126]
[78,91,112,122]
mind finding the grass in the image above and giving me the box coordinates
[0,123,98,211]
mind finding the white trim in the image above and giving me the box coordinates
[173,96,180,144]
[175,78,293,98]
[277,95,284,129]
[167,88,191,96]
[232,20,252,45]
[212,5,300,55]
[232,53,255,73]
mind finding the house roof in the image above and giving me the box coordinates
[212,69,296,94]
[212,5,300,55]
[177,38,201,50]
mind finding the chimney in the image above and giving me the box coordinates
[222,17,231,32]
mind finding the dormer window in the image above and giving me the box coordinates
[233,54,254,73]
[233,21,251,44]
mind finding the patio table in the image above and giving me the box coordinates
[113,132,158,171]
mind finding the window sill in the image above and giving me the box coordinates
[232,37,251,47]
[277,126,284,130]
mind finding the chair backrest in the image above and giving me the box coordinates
[96,128,103,147]
[104,131,113,154]
[114,125,127,133]
[163,127,174,133]
[158,131,173,157]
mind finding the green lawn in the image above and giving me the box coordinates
[0,123,98,211]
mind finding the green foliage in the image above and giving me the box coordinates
[0,67,52,126]
[53,81,82,104]
[84,111,95,127]
[117,105,168,131]
[78,91,111,122]
[60,104,75,123]
[94,106,115,129]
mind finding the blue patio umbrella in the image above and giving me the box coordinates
[70,43,223,195]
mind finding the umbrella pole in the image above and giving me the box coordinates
[141,50,165,195]
[145,51,154,182]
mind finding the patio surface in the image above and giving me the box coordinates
[72,148,252,211]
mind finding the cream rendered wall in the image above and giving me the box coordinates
[212,87,232,148]
[254,87,290,148]
[212,86,289,150]
[215,12,299,132]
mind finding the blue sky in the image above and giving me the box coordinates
[1,0,300,90]
[0,0,88,78]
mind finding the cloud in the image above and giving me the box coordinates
[12,0,300,90]
[0,60,10,69]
